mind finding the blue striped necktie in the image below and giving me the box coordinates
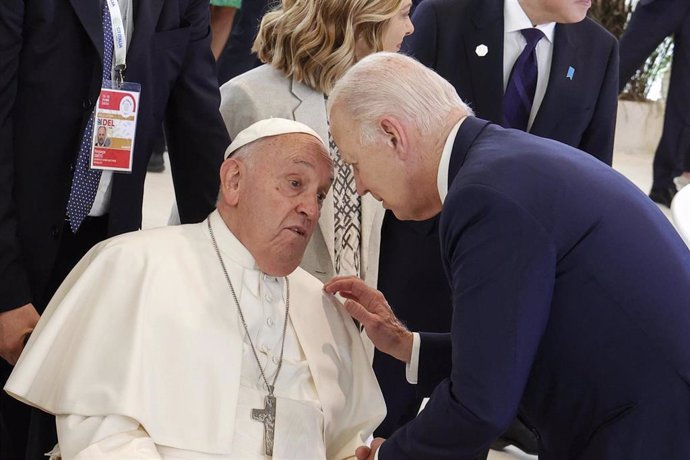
[502,28,544,132]
[66,2,114,233]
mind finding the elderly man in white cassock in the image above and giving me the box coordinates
[4,118,386,459]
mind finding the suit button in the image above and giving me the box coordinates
[82,98,93,109]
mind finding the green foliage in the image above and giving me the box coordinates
[589,0,674,101]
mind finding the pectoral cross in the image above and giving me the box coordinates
[251,391,276,456]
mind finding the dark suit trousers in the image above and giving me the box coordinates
[619,0,690,187]
[0,216,108,460]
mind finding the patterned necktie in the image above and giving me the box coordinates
[328,131,361,277]
[66,2,114,233]
[502,28,544,132]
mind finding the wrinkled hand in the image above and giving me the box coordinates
[0,303,39,365]
[355,437,385,460]
[324,276,413,363]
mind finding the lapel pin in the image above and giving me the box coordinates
[475,44,488,57]
[566,66,575,80]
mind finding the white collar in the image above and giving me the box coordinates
[209,210,277,298]
[504,0,556,43]
[436,117,466,205]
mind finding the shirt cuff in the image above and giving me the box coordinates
[405,332,421,384]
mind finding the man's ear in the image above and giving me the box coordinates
[219,158,242,206]
[379,116,409,159]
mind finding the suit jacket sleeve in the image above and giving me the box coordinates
[402,0,439,68]
[164,0,230,224]
[381,184,556,459]
[0,0,32,312]
[578,37,618,165]
[416,332,452,396]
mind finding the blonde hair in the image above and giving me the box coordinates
[254,0,403,94]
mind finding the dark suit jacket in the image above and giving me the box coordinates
[380,117,690,460]
[0,0,229,313]
[403,0,618,165]
[375,0,619,436]
[374,0,619,434]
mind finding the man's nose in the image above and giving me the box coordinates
[296,194,320,219]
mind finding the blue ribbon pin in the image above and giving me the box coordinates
[566,66,575,80]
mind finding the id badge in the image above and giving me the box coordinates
[90,81,141,172]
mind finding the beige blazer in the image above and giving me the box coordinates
[220,64,384,287]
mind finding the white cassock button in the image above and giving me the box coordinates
[267,317,274,327]
[272,356,280,364]
[265,293,273,302]
[260,344,268,353]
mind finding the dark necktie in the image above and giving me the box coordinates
[502,28,544,132]
[66,2,114,233]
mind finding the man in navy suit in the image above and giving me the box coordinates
[618,0,690,207]
[326,52,690,460]
[0,1,229,457]
[373,0,619,448]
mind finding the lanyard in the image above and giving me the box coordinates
[104,0,127,87]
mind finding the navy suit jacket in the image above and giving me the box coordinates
[404,0,618,165]
[0,0,229,312]
[380,117,690,459]
[375,0,619,434]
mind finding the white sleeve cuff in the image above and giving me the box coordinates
[405,332,421,384]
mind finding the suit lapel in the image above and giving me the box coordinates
[465,0,505,123]
[127,0,165,63]
[69,0,104,61]
[290,79,336,267]
[531,24,579,135]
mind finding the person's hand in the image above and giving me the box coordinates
[355,437,385,460]
[0,303,39,365]
[324,276,413,363]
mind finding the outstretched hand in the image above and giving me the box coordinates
[355,437,385,460]
[324,276,413,363]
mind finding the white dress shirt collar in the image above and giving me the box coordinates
[504,0,556,40]
[436,117,466,205]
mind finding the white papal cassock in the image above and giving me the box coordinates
[5,211,386,459]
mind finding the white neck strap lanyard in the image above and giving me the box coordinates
[105,0,127,87]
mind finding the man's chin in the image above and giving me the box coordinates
[391,208,438,222]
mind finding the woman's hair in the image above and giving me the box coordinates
[253,0,403,94]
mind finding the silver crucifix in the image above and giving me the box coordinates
[251,392,276,456]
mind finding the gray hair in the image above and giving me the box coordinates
[327,52,472,144]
